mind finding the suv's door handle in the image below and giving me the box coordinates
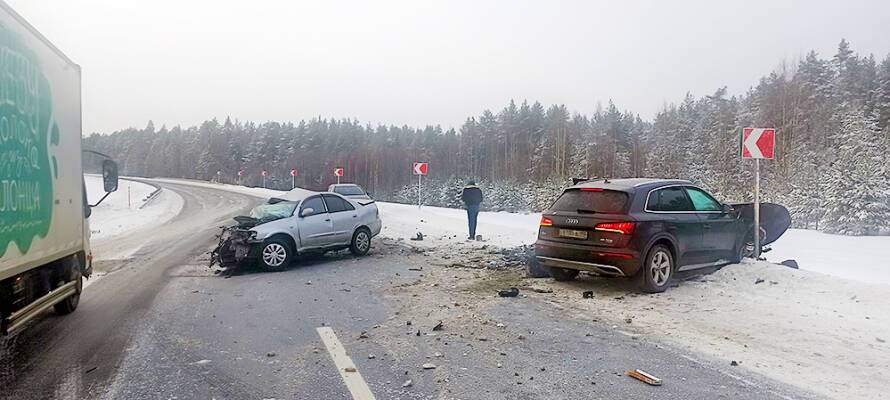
[324,218,331,222]
[702,224,711,229]
[352,215,357,218]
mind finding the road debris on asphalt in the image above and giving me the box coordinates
[402,379,413,387]
[422,363,437,369]
[582,291,594,298]
[626,369,662,386]
[498,287,519,297]
[432,321,444,331]
[410,232,424,241]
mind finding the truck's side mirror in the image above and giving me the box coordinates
[300,207,314,218]
[103,159,119,193]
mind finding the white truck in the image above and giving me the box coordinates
[0,2,118,335]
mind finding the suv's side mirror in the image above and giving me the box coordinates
[300,207,314,218]
[103,159,119,193]
[721,204,733,214]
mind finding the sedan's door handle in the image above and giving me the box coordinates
[352,215,358,218]
[324,219,331,222]
[702,224,711,229]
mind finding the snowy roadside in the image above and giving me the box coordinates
[766,229,890,286]
[84,176,184,286]
[86,175,184,245]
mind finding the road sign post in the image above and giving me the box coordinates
[754,158,760,257]
[290,168,297,189]
[334,167,344,184]
[413,162,428,207]
[741,128,776,258]
[261,170,268,188]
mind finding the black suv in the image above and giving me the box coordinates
[534,178,752,293]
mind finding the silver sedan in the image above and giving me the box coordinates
[241,191,382,270]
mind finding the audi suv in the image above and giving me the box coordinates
[534,178,752,292]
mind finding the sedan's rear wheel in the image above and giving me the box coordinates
[638,245,673,293]
[350,228,371,256]
[260,238,291,271]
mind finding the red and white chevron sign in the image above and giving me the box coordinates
[412,162,428,175]
[741,128,775,159]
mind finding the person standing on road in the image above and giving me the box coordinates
[461,180,483,240]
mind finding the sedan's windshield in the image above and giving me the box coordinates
[333,186,365,196]
[249,201,298,222]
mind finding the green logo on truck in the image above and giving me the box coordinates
[0,23,56,257]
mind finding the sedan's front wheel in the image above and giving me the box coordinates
[638,245,673,293]
[260,238,292,271]
[350,228,371,256]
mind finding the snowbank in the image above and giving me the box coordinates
[85,175,184,242]
[767,229,890,286]
[377,202,540,248]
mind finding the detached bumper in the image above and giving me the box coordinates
[534,239,642,277]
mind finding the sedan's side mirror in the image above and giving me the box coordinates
[103,159,119,193]
[721,204,734,214]
[300,207,314,218]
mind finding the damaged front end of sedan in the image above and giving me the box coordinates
[209,218,258,269]
[209,199,299,269]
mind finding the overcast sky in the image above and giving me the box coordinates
[7,0,890,134]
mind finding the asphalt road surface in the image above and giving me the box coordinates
[0,182,823,400]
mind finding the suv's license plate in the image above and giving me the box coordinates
[559,229,588,239]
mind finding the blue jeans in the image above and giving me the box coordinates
[466,205,480,238]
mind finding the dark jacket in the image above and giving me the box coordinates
[461,185,483,207]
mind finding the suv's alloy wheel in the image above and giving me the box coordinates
[639,245,673,293]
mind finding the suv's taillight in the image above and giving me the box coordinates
[540,216,553,226]
[594,221,635,235]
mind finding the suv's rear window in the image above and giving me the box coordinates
[550,189,628,214]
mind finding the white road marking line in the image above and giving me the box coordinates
[316,327,377,400]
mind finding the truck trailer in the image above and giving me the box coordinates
[0,1,117,335]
